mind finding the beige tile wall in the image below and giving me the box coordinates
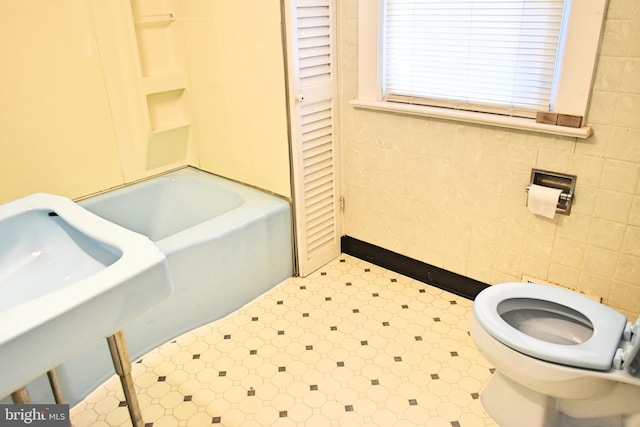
[338,0,640,320]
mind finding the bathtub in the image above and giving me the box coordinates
[12,167,292,405]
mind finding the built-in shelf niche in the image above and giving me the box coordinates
[134,21,175,78]
[146,126,190,170]
[146,89,189,133]
[142,72,186,95]
[130,0,193,169]
[131,0,176,78]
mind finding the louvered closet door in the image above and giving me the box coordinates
[284,0,340,277]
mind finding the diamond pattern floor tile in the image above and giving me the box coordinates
[71,255,497,426]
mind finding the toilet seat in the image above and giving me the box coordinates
[474,282,629,371]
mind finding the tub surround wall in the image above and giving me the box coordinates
[0,1,124,204]
[339,0,640,320]
[180,1,292,198]
[0,0,291,204]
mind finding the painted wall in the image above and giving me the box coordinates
[339,0,640,319]
[0,0,291,204]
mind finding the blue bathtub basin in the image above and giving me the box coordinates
[0,193,172,398]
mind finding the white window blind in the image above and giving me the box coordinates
[384,0,566,118]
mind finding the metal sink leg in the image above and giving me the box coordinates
[107,330,144,427]
[10,387,31,404]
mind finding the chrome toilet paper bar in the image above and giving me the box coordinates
[526,169,577,215]
[526,185,573,201]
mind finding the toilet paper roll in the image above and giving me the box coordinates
[527,184,563,219]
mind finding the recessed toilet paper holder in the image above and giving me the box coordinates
[526,169,577,215]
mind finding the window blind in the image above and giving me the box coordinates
[384,0,566,117]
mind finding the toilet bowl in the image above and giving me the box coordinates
[469,282,640,427]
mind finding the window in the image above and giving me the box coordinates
[352,0,608,137]
[385,0,565,118]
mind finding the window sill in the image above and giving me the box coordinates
[349,99,592,139]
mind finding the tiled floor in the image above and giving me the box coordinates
[71,255,498,427]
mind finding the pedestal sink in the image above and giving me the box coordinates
[0,193,173,426]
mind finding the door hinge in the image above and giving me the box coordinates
[339,196,345,211]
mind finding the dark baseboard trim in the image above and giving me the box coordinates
[341,236,489,300]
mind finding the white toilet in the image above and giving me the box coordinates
[469,282,640,427]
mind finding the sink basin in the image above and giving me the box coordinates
[0,193,173,398]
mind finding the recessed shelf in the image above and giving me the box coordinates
[146,89,189,133]
[142,72,186,95]
[150,119,191,134]
[134,24,174,77]
[146,125,191,169]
